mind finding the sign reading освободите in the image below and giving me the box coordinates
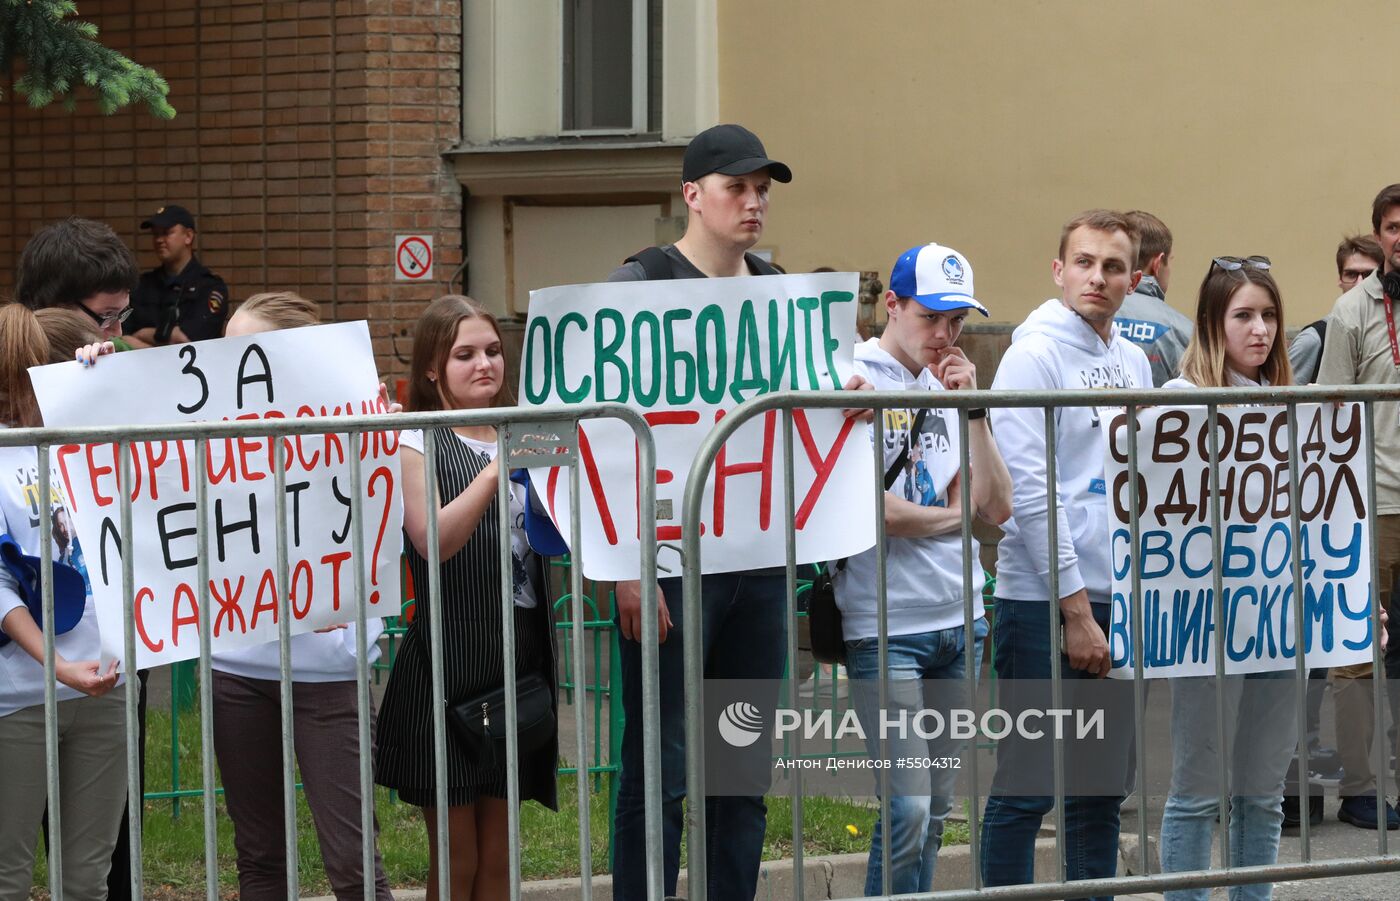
[520,273,877,580]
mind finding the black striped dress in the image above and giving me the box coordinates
[374,426,559,809]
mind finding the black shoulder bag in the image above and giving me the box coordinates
[447,671,555,767]
[807,408,928,664]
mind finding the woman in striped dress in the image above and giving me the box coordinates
[374,295,558,901]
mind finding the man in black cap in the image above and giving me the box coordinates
[610,123,793,282]
[607,124,868,901]
[124,205,229,348]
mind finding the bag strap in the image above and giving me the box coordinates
[624,246,675,280]
[626,246,782,279]
[833,408,929,575]
[743,252,781,275]
[883,408,928,490]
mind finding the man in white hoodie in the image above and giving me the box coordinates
[836,243,1012,895]
[980,209,1153,897]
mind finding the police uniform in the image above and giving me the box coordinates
[128,204,230,344]
[127,257,228,343]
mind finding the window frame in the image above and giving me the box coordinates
[559,0,650,136]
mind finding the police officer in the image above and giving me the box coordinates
[125,204,229,347]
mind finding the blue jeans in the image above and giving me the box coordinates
[1160,671,1297,901]
[979,599,1134,901]
[612,571,788,901]
[845,617,989,896]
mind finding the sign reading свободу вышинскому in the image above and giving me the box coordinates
[1107,402,1375,678]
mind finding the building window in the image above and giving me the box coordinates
[562,0,659,134]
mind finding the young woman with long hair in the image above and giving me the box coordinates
[374,295,558,901]
[1158,257,1296,901]
[0,302,125,901]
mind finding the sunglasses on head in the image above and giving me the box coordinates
[1211,255,1272,272]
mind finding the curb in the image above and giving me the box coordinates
[305,837,1075,900]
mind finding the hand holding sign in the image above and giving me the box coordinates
[841,373,875,421]
[76,341,116,367]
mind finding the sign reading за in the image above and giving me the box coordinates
[1106,403,1375,677]
[520,272,877,580]
[29,322,403,669]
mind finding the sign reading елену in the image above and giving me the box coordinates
[520,272,877,580]
[1107,403,1375,677]
[29,321,403,669]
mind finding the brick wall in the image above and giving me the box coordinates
[0,0,463,382]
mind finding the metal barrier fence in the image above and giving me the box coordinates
[17,385,1400,901]
[143,555,627,839]
[681,386,1400,901]
[16,402,661,901]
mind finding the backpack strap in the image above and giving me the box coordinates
[833,409,928,575]
[1308,317,1328,350]
[743,252,781,276]
[624,246,676,281]
[884,408,929,491]
[625,246,781,279]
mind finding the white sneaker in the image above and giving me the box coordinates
[798,665,849,702]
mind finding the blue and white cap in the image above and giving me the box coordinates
[889,243,989,316]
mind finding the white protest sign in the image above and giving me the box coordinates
[29,321,403,669]
[1107,403,1374,678]
[520,273,877,580]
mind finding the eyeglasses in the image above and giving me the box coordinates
[1211,255,1272,272]
[78,303,134,329]
[1342,267,1377,284]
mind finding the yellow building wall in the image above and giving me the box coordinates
[717,0,1395,327]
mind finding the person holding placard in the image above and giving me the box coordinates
[836,243,1011,895]
[375,295,558,901]
[981,209,1151,898]
[605,123,872,901]
[0,302,125,901]
[1157,258,1299,900]
[207,292,393,901]
[25,307,148,901]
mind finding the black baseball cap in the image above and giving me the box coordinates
[682,124,792,184]
[140,204,197,230]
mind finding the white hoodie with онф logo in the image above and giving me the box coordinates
[989,298,1152,606]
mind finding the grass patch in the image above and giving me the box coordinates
[29,708,963,898]
[763,795,969,860]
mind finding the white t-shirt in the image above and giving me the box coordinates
[400,429,538,609]
[0,444,122,718]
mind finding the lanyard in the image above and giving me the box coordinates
[1386,292,1400,367]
